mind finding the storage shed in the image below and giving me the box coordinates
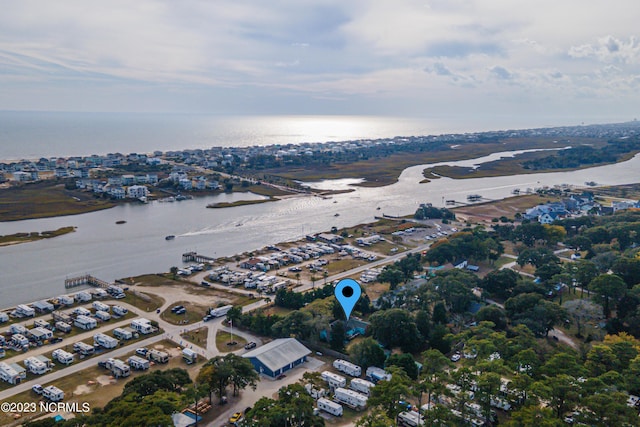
[242,338,310,379]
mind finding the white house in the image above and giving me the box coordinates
[127,185,148,199]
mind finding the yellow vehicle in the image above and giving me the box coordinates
[229,412,243,424]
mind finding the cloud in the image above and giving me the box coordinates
[568,35,640,63]
[489,66,513,80]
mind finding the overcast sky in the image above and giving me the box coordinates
[1,0,639,120]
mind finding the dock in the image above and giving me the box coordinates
[182,252,217,263]
[64,275,112,289]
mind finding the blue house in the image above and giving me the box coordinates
[242,338,311,379]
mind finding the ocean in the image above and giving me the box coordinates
[0,111,599,161]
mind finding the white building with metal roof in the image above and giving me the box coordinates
[242,338,311,379]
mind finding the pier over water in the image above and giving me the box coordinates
[64,275,111,289]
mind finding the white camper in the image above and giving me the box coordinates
[210,305,233,317]
[0,362,22,385]
[29,327,53,342]
[10,334,29,348]
[131,318,153,334]
[0,312,9,323]
[73,341,95,356]
[113,328,133,340]
[74,315,97,330]
[366,366,392,383]
[321,371,347,388]
[350,378,375,396]
[52,349,75,365]
[398,411,424,427]
[58,295,75,305]
[317,398,343,416]
[24,357,50,375]
[34,319,51,329]
[55,321,72,333]
[93,301,110,312]
[95,310,111,321]
[72,307,91,317]
[147,349,169,364]
[104,358,130,378]
[42,386,65,402]
[15,304,35,317]
[112,305,128,316]
[182,348,198,364]
[333,359,362,377]
[94,333,118,349]
[74,291,92,303]
[334,387,368,409]
[127,355,150,371]
[9,324,28,335]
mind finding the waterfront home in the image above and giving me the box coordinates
[127,185,148,199]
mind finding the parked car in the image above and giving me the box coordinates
[451,353,461,362]
[32,384,43,395]
[244,342,257,350]
[136,348,149,357]
[170,305,184,313]
[229,412,243,424]
[203,315,213,322]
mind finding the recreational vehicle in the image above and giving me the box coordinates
[210,305,233,317]
[365,366,392,383]
[57,295,75,306]
[104,358,130,378]
[398,411,424,427]
[52,349,75,365]
[0,362,21,385]
[43,385,65,402]
[333,359,362,377]
[182,348,198,364]
[72,307,91,317]
[15,304,35,317]
[112,305,128,316]
[93,301,110,312]
[0,312,8,323]
[127,355,150,371]
[95,310,111,321]
[113,328,133,340]
[94,333,118,349]
[10,334,29,348]
[146,349,169,364]
[74,315,97,330]
[350,378,375,396]
[55,321,72,333]
[74,291,92,303]
[9,324,28,335]
[321,371,347,389]
[28,327,53,342]
[34,319,51,329]
[317,398,343,416]
[24,357,50,375]
[131,318,153,334]
[73,341,95,356]
[334,387,368,409]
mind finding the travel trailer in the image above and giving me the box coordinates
[52,349,75,365]
[42,386,65,402]
[112,305,128,316]
[131,318,153,334]
[321,371,347,389]
[74,315,97,330]
[55,321,72,333]
[93,301,110,312]
[74,292,92,303]
[127,355,150,371]
[15,304,35,317]
[210,305,233,317]
[113,328,133,340]
[182,348,198,364]
[398,411,424,427]
[24,357,50,375]
[73,341,95,356]
[333,359,362,377]
[104,358,130,378]
[349,378,375,396]
[334,387,368,409]
[317,398,343,416]
[94,333,118,349]
[95,310,111,321]
[72,307,91,317]
[146,349,169,364]
[365,366,392,383]
[0,362,22,385]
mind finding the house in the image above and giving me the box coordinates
[538,212,560,224]
[454,259,468,269]
[127,185,148,199]
[317,233,343,244]
[242,338,311,379]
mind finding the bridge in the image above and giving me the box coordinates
[64,275,111,289]
[182,252,217,263]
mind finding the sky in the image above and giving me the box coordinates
[1,0,639,120]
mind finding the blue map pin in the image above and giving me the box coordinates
[335,278,362,320]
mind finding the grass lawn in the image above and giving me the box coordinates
[161,301,210,325]
[215,331,247,353]
[325,259,369,275]
[121,291,165,313]
[180,327,208,347]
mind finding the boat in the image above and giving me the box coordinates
[376,207,381,210]
[115,220,126,225]
[334,213,340,217]
[165,235,175,240]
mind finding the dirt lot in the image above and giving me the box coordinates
[453,194,559,224]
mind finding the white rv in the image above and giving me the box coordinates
[10,334,29,348]
[9,324,28,335]
[72,307,91,317]
[398,411,424,427]
[127,355,150,371]
[29,327,53,342]
[321,371,347,388]
[104,358,130,378]
[15,304,35,317]
[113,328,133,340]
[131,318,153,334]
[0,362,22,385]
[57,295,75,306]
[93,301,110,312]
[55,321,72,333]
[304,383,327,399]
[147,349,169,364]
[366,366,392,383]
[112,305,128,316]
[74,291,92,303]
[73,341,95,356]
[0,312,9,323]
[95,310,111,321]
[182,348,198,365]
[34,319,51,329]
[210,305,233,317]
[317,398,343,416]
[334,387,368,409]
[94,333,118,349]
[52,349,75,365]
[74,315,97,330]
[350,378,375,396]
[24,357,50,375]
[333,359,362,377]
[43,385,65,402]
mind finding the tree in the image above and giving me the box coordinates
[612,257,640,288]
[543,224,567,245]
[369,309,422,352]
[226,306,243,325]
[227,354,259,396]
[531,374,581,419]
[349,337,386,372]
[386,353,419,380]
[504,406,564,427]
[355,408,394,427]
[513,222,547,246]
[476,305,508,330]
[563,299,602,337]
[476,372,502,423]
[480,269,520,300]
[517,248,560,268]
[245,383,324,427]
[368,366,411,419]
[589,274,627,318]
[415,309,431,340]
[579,392,638,427]
[170,266,178,279]
[419,349,452,412]
[197,354,258,403]
[329,320,346,352]
[377,266,404,290]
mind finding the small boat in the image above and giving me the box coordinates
[115,220,126,225]
[334,213,340,217]
[165,235,175,240]
[376,207,381,210]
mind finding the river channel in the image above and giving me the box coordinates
[1,149,639,308]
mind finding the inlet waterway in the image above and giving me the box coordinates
[1,150,639,309]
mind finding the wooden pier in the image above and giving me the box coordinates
[182,252,217,263]
[64,274,111,289]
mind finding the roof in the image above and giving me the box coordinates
[242,338,311,372]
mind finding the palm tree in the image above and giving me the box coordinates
[323,271,329,285]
